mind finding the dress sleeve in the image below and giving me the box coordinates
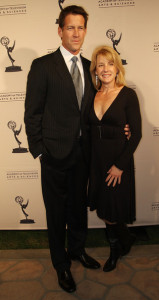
[115,88,142,170]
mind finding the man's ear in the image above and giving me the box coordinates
[58,26,62,39]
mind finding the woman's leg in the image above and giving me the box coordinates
[103,222,121,272]
[115,223,136,256]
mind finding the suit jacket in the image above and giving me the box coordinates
[24,48,95,160]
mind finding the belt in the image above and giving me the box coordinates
[91,125,125,139]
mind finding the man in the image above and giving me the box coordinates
[24,5,100,293]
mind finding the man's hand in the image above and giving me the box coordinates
[105,165,123,187]
[124,124,131,140]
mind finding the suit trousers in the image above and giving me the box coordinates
[40,140,88,272]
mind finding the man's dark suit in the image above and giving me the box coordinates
[24,48,95,272]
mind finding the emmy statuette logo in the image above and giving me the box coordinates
[7,121,28,153]
[15,196,35,224]
[0,36,22,72]
[56,0,65,24]
[106,29,127,65]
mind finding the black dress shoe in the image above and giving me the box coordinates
[69,252,100,269]
[57,270,76,293]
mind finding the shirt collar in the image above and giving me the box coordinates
[60,45,81,63]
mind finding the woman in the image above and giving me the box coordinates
[88,45,142,272]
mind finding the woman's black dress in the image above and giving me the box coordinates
[88,86,142,224]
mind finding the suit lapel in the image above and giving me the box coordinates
[81,56,93,113]
[53,49,79,110]
[52,49,93,112]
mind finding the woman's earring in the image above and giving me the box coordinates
[96,74,98,86]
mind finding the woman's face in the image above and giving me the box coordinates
[95,54,118,86]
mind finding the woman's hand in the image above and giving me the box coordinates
[124,124,131,140]
[105,165,123,187]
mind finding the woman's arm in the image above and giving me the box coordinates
[105,88,142,187]
[114,88,142,170]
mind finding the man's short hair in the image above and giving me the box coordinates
[58,5,89,29]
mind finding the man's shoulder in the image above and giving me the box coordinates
[81,55,91,65]
[81,56,91,72]
[32,48,60,65]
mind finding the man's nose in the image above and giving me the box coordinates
[73,28,79,36]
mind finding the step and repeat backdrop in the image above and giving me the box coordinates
[0,0,159,229]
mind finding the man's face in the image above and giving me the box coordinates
[58,14,87,55]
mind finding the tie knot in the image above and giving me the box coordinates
[71,56,78,63]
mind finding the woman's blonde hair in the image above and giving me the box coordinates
[90,45,126,90]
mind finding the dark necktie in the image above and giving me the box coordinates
[70,56,83,109]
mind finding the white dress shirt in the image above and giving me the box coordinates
[60,45,85,94]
